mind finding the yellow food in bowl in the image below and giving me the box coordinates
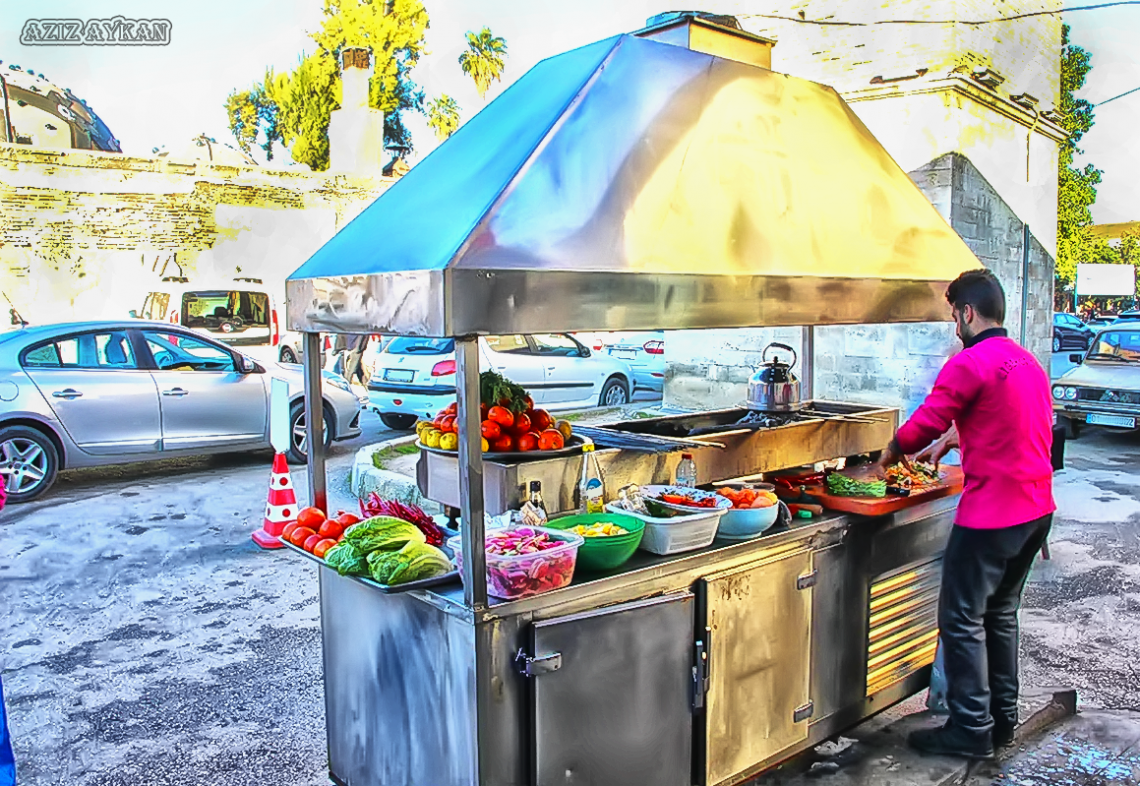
[570,522,628,537]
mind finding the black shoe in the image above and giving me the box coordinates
[992,722,1015,748]
[908,723,994,759]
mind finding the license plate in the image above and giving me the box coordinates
[383,369,414,383]
[1086,413,1136,428]
[612,349,637,360]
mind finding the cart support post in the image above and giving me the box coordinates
[456,336,488,610]
[801,325,815,401]
[302,331,328,513]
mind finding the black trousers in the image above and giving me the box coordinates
[939,514,1052,739]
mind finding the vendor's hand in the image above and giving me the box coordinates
[877,438,911,471]
[915,432,959,470]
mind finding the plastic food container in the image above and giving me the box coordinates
[447,526,583,600]
[715,483,780,539]
[545,513,645,571]
[604,503,724,556]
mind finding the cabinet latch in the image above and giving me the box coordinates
[692,629,711,711]
[796,570,818,590]
[794,701,815,723]
[515,648,562,677]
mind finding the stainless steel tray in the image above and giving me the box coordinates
[279,529,461,594]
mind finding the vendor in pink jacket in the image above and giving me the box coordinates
[880,268,1054,760]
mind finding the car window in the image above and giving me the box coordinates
[22,331,136,369]
[143,331,236,372]
[385,337,454,355]
[485,335,530,355]
[1089,331,1140,361]
[181,290,270,330]
[529,334,582,357]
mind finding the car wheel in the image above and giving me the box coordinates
[599,377,630,407]
[1052,335,1061,352]
[287,402,333,464]
[379,413,418,431]
[280,346,298,364]
[0,425,60,503]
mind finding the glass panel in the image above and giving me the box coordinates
[94,333,137,368]
[530,333,581,356]
[485,335,530,354]
[144,331,236,372]
[181,290,270,329]
[385,337,454,355]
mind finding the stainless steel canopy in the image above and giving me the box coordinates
[286,33,980,337]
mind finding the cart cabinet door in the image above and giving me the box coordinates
[528,592,695,786]
[702,548,814,786]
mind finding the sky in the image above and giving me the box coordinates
[1,0,1136,223]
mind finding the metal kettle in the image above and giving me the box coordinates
[746,342,802,412]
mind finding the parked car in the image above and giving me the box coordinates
[1086,315,1118,330]
[366,333,635,430]
[0,321,362,502]
[1052,312,1095,353]
[133,276,304,366]
[1052,323,1140,438]
[575,331,666,395]
[1112,309,1140,324]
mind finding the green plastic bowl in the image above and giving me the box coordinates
[546,513,645,571]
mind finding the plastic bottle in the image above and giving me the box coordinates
[675,453,697,488]
[579,444,605,514]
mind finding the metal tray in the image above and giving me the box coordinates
[278,529,461,594]
[416,434,586,462]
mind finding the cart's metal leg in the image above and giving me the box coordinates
[303,331,328,513]
[456,336,488,610]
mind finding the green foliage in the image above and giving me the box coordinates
[426,94,461,141]
[223,0,429,171]
[458,27,508,100]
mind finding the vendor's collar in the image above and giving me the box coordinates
[964,326,1007,348]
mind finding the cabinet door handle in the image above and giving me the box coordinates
[51,388,82,400]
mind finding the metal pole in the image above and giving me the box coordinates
[455,337,488,610]
[1020,223,1031,345]
[302,331,328,513]
[801,325,815,402]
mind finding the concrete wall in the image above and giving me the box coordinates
[0,144,394,325]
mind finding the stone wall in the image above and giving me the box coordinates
[0,144,394,324]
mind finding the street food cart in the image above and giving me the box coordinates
[285,18,980,786]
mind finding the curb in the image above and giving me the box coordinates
[349,434,442,514]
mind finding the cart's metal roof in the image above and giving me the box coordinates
[286,34,979,336]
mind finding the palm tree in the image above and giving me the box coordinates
[426,95,461,141]
[458,27,508,101]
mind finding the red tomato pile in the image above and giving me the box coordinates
[281,507,361,557]
[420,398,573,455]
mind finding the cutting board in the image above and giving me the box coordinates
[794,465,964,516]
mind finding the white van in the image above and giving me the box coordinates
[133,276,308,365]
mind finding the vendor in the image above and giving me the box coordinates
[880,268,1055,760]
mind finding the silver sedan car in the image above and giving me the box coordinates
[0,321,362,502]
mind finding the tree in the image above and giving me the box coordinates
[1056,23,1116,306]
[224,0,428,171]
[458,27,508,101]
[426,94,461,141]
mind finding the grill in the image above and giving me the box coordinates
[1078,388,1140,406]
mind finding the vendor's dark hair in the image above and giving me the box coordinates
[946,268,1005,323]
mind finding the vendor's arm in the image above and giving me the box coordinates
[894,356,982,455]
[916,424,959,468]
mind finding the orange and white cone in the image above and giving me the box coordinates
[251,452,296,549]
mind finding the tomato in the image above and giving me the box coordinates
[445,402,458,416]
[336,512,361,528]
[303,533,322,553]
[314,538,338,558]
[481,420,502,441]
[318,520,345,540]
[538,429,564,451]
[488,406,514,428]
[297,507,325,530]
[510,413,532,436]
[517,432,539,452]
[480,402,489,420]
[531,409,554,431]
[289,526,317,547]
[439,415,457,434]
[491,434,515,452]
[281,522,301,541]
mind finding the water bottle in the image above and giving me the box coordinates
[675,453,697,488]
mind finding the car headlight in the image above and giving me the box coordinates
[323,373,351,393]
[1052,385,1064,400]
[1065,387,1078,401]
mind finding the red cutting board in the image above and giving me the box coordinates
[798,465,965,516]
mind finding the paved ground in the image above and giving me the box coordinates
[1,408,1138,785]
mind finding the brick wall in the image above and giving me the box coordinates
[0,145,394,324]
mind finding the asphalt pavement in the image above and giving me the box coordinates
[2,404,1139,785]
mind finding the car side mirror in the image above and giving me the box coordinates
[579,347,591,358]
[237,355,261,374]
[1069,353,1083,364]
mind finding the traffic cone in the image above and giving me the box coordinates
[251,452,296,549]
